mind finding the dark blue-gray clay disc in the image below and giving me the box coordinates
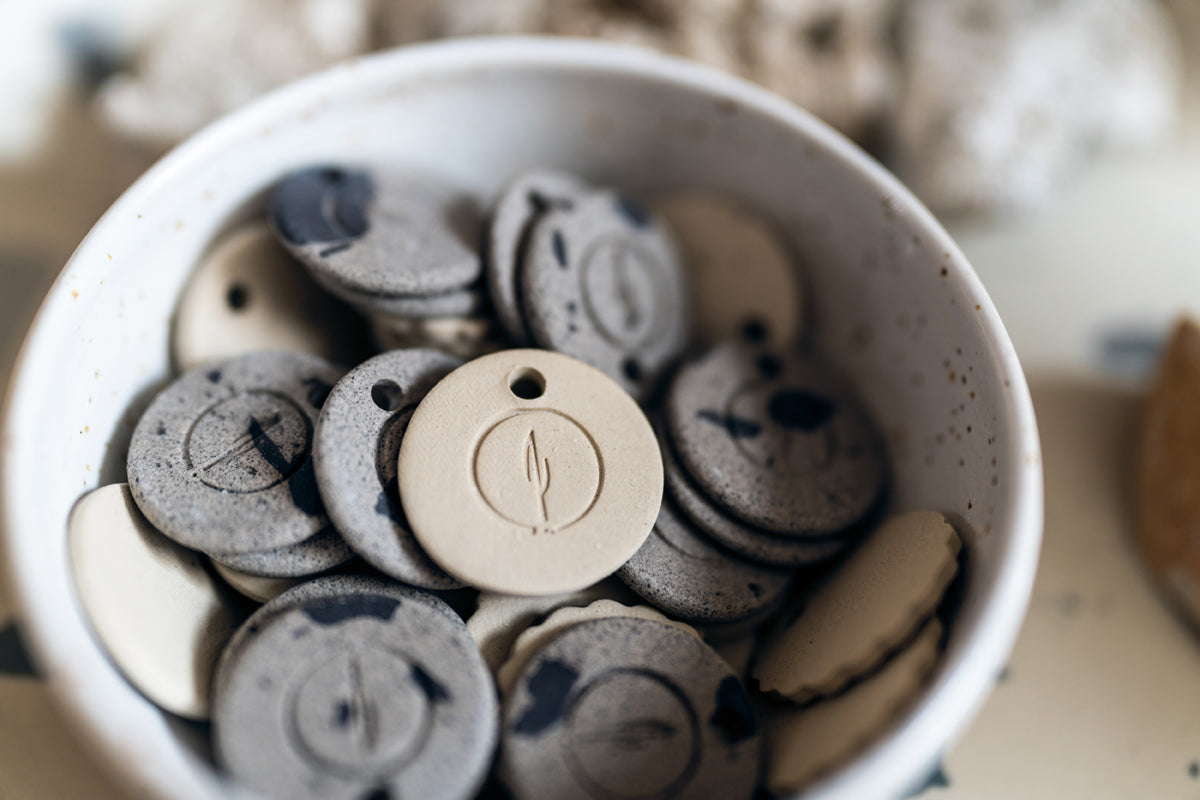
[500,616,761,800]
[213,579,497,800]
[127,351,344,555]
[268,165,483,298]
[519,191,689,400]
[616,498,793,624]
[313,348,462,589]
[666,342,887,536]
[658,417,851,567]
[485,169,588,344]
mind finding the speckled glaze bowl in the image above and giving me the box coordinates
[1,38,1042,800]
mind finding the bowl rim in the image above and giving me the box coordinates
[1,35,1043,800]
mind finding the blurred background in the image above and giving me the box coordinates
[2,1,1200,798]
[1,0,1198,397]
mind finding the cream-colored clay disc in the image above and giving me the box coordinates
[655,192,804,346]
[398,349,663,595]
[68,484,239,719]
[172,223,364,371]
[754,510,960,702]
[467,578,638,671]
[495,599,699,693]
[765,619,943,794]
[368,313,502,361]
[210,560,303,604]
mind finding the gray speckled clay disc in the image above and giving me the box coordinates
[314,348,462,589]
[215,575,464,701]
[127,351,344,555]
[214,582,498,800]
[658,419,849,567]
[208,526,354,578]
[308,267,488,319]
[519,191,689,399]
[667,343,887,536]
[268,165,482,298]
[616,498,793,624]
[486,169,588,344]
[500,616,761,800]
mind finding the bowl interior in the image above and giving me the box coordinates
[2,39,1040,800]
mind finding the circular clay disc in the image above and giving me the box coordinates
[658,418,851,567]
[268,164,482,298]
[127,351,344,555]
[314,348,463,589]
[172,223,368,372]
[617,497,794,624]
[519,191,689,399]
[486,169,588,344]
[500,616,761,800]
[68,484,238,719]
[368,314,502,361]
[213,584,497,800]
[207,526,354,579]
[210,561,303,604]
[667,342,887,536]
[213,575,464,702]
[398,349,663,595]
[309,274,488,319]
[654,191,804,348]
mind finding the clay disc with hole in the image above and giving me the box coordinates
[313,348,462,589]
[499,616,760,800]
[127,351,344,555]
[667,342,888,536]
[172,223,368,372]
[268,165,483,298]
[654,191,804,347]
[398,349,663,595]
[519,191,689,400]
[753,510,960,703]
[486,169,589,344]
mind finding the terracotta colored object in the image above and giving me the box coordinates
[1138,317,1200,624]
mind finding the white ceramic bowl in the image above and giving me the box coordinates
[1,38,1041,800]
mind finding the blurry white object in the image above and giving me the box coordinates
[96,0,372,146]
[742,0,898,143]
[891,0,1182,215]
[0,0,174,161]
[0,13,73,161]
